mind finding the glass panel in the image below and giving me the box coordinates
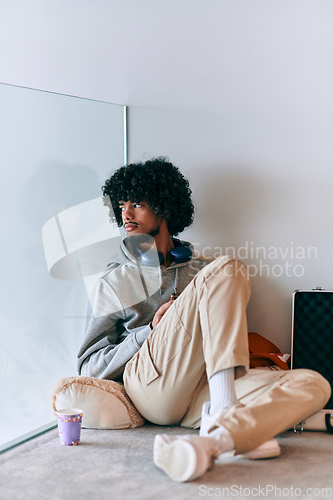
[0,83,126,451]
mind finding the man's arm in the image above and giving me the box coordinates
[77,300,152,380]
[78,297,175,381]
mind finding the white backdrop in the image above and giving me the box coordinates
[1,0,333,353]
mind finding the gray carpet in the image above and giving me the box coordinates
[0,424,332,500]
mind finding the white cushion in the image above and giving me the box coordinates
[52,376,144,429]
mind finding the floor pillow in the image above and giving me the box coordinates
[51,376,145,429]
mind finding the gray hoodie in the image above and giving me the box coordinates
[77,239,209,381]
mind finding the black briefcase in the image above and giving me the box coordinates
[291,288,333,432]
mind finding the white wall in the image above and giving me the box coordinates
[1,0,333,352]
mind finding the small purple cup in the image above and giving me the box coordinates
[56,409,83,446]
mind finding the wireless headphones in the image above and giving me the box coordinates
[169,242,192,264]
[123,235,192,266]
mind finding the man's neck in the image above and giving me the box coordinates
[154,220,175,266]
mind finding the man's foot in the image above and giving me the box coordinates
[153,434,229,482]
[200,401,281,459]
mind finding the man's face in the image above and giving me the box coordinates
[119,200,162,237]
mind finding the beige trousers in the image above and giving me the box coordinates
[124,256,331,454]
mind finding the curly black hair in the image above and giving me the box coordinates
[102,157,194,236]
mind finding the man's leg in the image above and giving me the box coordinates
[125,255,330,442]
[181,367,331,451]
[124,255,331,481]
[123,256,250,425]
[223,368,330,454]
[155,367,330,482]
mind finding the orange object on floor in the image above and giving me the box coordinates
[248,331,290,370]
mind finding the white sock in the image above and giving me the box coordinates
[208,367,240,416]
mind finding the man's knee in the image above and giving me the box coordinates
[287,368,331,405]
[223,258,249,280]
[196,256,249,284]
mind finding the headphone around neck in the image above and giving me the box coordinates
[124,235,192,266]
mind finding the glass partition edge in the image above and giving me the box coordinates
[0,421,57,455]
[0,81,125,106]
[124,106,128,165]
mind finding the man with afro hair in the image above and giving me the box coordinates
[78,157,330,483]
[102,156,194,241]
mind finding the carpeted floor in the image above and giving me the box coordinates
[0,424,332,500]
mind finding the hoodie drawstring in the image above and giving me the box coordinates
[158,267,179,301]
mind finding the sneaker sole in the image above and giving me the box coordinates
[153,435,198,482]
[243,443,281,459]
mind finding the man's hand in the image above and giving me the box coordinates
[152,300,174,329]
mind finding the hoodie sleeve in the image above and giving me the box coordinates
[77,280,152,381]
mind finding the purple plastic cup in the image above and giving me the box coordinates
[56,409,83,446]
